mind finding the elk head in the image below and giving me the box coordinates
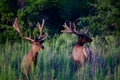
[13,18,47,79]
[13,18,47,51]
[61,22,92,45]
[61,21,92,70]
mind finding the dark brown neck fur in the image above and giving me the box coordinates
[76,40,83,46]
[33,52,38,66]
[76,36,84,46]
[30,50,39,66]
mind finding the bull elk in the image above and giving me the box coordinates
[61,22,92,70]
[13,18,48,79]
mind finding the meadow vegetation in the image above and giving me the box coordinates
[0,34,120,80]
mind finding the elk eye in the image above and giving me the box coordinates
[37,43,40,46]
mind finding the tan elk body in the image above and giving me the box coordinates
[20,41,44,76]
[13,18,47,79]
[61,22,92,68]
[72,35,92,65]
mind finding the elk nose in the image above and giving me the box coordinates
[41,45,44,49]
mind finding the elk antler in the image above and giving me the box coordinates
[13,18,35,42]
[83,29,88,34]
[36,19,48,41]
[61,22,79,35]
[61,22,89,36]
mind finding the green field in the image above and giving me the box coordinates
[0,34,120,80]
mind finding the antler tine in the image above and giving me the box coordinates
[39,32,48,41]
[41,19,45,29]
[61,22,73,33]
[73,22,78,34]
[63,22,69,29]
[37,19,48,40]
[83,29,88,34]
[13,18,35,42]
[13,18,24,37]
[83,29,93,38]
[37,22,41,37]
[37,19,45,39]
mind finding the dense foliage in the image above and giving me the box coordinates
[0,0,120,43]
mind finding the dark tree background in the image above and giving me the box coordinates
[0,0,120,43]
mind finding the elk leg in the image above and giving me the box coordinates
[25,74,30,80]
[73,61,76,72]
[23,65,31,80]
[81,66,85,80]
[22,70,30,80]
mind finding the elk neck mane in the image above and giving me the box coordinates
[29,49,39,66]
[76,35,84,46]
[29,49,39,57]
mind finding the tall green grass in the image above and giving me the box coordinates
[0,34,120,80]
